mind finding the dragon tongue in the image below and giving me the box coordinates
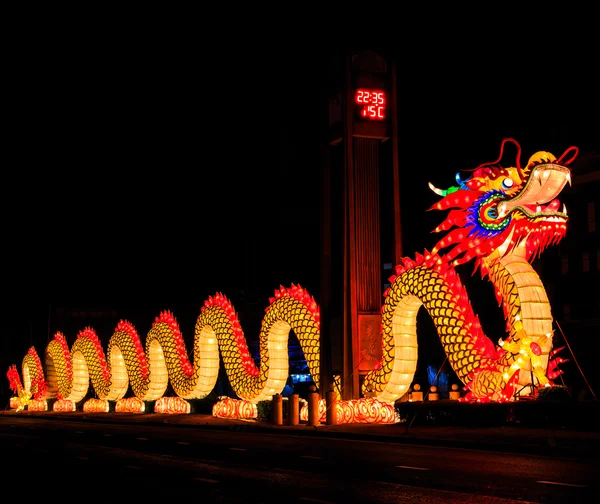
[547,199,560,211]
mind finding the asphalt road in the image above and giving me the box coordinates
[2,415,598,503]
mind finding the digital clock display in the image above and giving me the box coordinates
[355,88,386,120]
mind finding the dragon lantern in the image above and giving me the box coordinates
[7,138,577,417]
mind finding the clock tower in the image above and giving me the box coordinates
[320,49,402,400]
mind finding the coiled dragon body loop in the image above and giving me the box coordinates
[9,286,320,409]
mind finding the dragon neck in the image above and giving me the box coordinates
[484,253,553,389]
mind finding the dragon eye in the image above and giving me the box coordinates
[501,178,514,189]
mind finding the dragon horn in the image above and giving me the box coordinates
[429,181,461,197]
[455,172,469,189]
[428,182,446,197]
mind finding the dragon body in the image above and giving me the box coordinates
[8,286,320,410]
[7,139,577,415]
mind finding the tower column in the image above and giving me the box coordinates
[323,49,401,400]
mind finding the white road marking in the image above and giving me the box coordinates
[75,431,84,434]
[537,480,587,488]
[299,498,334,504]
[103,433,112,437]
[300,455,323,459]
[76,456,88,460]
[177,441,190,445]
[136,437,149,441]
[125,465,141,470]
[229,447,247,451]
[193,477,219,483]
[396,465,429,471]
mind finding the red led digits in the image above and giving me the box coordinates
[355,88,386,120]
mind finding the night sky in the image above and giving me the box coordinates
[2,23,598,390]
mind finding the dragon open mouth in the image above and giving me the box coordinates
[498,163,571,219]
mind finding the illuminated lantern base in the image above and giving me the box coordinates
[9,397,19,409]
[28,399,48,412]
[115,397,145,413]
[300,398,397,424]
[337,398,397,424]
[53,399,76,412]
[154,397,191,414]
[213,397,257,419]
[83,399,110,413]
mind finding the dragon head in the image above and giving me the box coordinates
[429,138,578,272]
